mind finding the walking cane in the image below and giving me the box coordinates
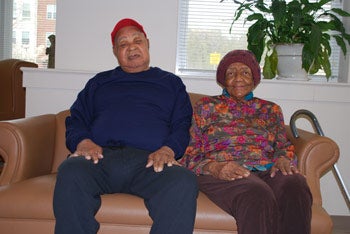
[290,109,350,210]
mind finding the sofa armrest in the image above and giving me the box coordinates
[0,114,57,185]
[285,127,339,206]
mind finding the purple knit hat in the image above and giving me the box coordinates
[216,50,261,87]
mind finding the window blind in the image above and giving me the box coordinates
[176,0,344,81]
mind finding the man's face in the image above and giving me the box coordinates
[224,62,254,100]
[113,26,150,73]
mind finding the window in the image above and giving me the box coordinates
[46,4,56,20]
[0,0,56,68]
[22,2,31,19]
[13,1,17,19]
[12,30,16,44]
[177,0,347,82]
[21,31,29,45]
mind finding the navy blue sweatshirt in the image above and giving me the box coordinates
[65,66,193,159]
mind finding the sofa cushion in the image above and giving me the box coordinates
[0,174,56,219]
[0,173,236,231]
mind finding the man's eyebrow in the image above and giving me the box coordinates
[116,32,144,43]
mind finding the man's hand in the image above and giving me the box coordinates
[204,161,250,181]
[270,156,299,177]
[70,139,103,164]
[146,146,179,172]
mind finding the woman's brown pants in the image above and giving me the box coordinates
[198,171,312,234]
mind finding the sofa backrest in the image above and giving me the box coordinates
[0,59,38,121]
[51,92,208,173]
[52,110,71,173]
[188,92,207,106]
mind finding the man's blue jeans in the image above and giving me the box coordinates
[53,146,198,234]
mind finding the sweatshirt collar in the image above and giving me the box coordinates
[222,88,254,101]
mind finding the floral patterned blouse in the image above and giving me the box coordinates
[179,95,296,175]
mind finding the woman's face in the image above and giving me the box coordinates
[224,62,254,100]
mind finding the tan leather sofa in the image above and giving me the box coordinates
[0,93,339,234]
[0,59,38,121]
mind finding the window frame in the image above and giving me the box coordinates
[22,2,31,19]
[46,4,56,20]
[21,31,30,45]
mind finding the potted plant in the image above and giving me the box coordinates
[224,0,350,80]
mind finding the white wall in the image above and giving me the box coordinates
[55,0,179,72]
[33,0,349,215]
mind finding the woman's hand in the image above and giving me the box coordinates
[270,156,299,177]
[70,139,104,164]
[204,161,250,181]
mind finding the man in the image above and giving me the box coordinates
[53,18,198,234]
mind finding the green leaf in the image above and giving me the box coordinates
[271,0,286,29]
[246,13,264,22]
[263,49,277,79]
[319,49,331,79]
[302,43,314,72]
[320,35,331,56]
[255,0,270,13]
[316,20,335,31]
[331,8,350,17]
[344,34,350,46]
[308,24,322,57]
[247,21,267,62]
[333,35,347,55]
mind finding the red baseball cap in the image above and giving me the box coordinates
[111,18,147,45]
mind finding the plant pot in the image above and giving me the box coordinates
[275,44,310,81]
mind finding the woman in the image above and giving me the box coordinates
[180,50,312,234]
